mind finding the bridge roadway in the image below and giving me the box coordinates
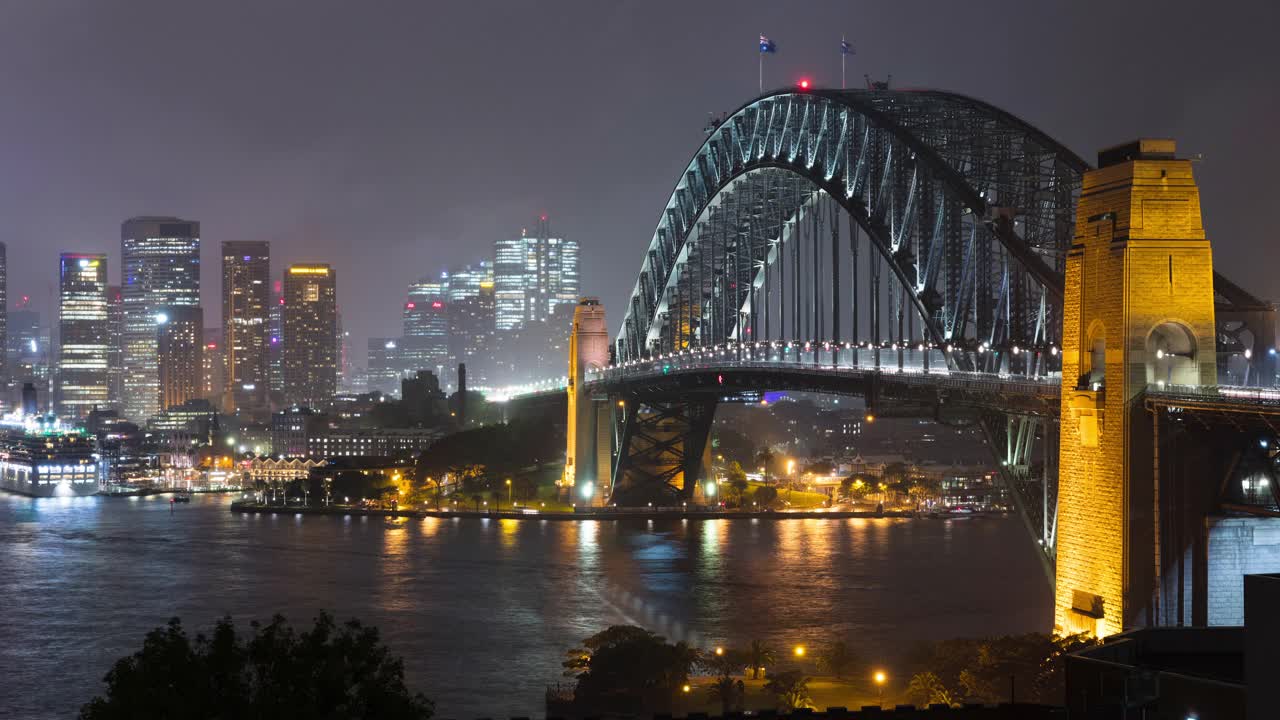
[496,348,1280,422]
[587,344,1059,417]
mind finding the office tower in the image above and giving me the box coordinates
[57,254,110,417]
[8,298,49,398]
[106,287,123,410]
[221,241,270,420]
[492,216,579,331]
[367,337,403,396]
[448,277,495,387]
[201,327,223,407]
[402,277,448,377]
[281,264,337,407]
[120,216,200,422]
[0,242,7,392]
[156,305,203,411]
[268,280,283,401]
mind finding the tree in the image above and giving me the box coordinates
[906,672,956,708]
[79,613,433,719]
[754,485,779,509]
[763,670,813,711]
[726,462,749,507]
[564,626,699,715]
[705,676,738,715]
[840,476,869,502]
[817,640,857,679]
[746,639,776,680]
[755,447,776,485]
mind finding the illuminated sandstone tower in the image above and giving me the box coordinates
[1056,139,1217,636]
[565,297,610,503]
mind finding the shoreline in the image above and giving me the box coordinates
[229,500,1005,521]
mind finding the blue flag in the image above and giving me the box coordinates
[759,34,776,54]
[841,39,853,55]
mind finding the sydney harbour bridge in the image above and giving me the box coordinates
[502,86,1280,636]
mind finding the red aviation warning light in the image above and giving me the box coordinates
[798,78,811,90]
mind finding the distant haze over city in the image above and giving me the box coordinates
[1,1,1276,357]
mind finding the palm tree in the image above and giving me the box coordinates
[747,639,776,680]
[755,448,776,485]
[706,676,737,715]
[763,670,813,711]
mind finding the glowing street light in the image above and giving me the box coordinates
[874,670,887,707]
[714,646,725,656]
[793,645,806,657]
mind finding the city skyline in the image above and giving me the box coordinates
[0,2,1275,359]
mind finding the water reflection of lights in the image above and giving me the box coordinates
[421,516,440,537]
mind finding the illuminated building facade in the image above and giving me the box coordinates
[281,264,337,407]
[56,253,110,417]
[367,337,404,396]
[201,328,223,406]
[401,277,448,377]
[120,216,200,422]
[106,287,123,411]
[221,241,270,420]
[493,216,579,331]
[0,242,7,391]
[156,305,203,412]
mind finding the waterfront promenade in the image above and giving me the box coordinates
[228,500,994,521]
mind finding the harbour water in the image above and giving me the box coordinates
[0,493,1051,718]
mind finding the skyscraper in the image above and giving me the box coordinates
[0,242,8,394]
[281,264,337,407]
[448,274,495,387]
[268,280,283,402]
[7,301,49,410]
[221,241,270,420]
[366,337,403,396]
[57,254,109,417]
[493,216,579,331]
[402,276,448,377]
[156,305,203,411]
[106,286,123,411]
[120,216,200,422]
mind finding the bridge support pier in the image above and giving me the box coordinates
[1056,139,1218,637]
[609,398,716,507]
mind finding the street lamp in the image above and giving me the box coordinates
[714,646,724,656]
[506,478,513,508]
[793,645,805,658]
[873,670,887,707]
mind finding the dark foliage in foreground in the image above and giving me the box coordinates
[80,612,434,720]
[563,625,699,715]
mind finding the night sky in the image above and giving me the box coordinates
[2,1,1276,357]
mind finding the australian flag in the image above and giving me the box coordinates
[841,39,853,55]
[759,34,776,54]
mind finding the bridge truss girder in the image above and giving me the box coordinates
[610,397,717,506]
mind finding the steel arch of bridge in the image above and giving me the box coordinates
[602,87,1271,579]
[615,88,1088,371]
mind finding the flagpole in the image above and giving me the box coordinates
[759,51,763,94]
[841,36,847,89]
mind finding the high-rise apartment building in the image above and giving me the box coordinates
[402,277,448,377]
[493,216,578,331]
[156,305,203,411]
[8,298,50,406]
[221,241,270,420]
[120,216,200,422]
[57,254,110,417]
[281,264,337,408]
